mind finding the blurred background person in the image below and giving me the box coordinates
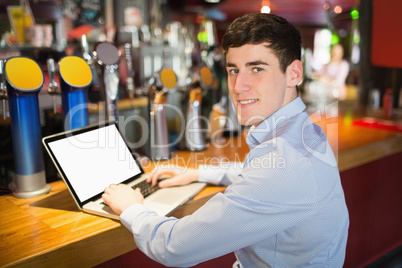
[313,43,350,101]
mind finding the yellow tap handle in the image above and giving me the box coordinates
[5,57,43,91]
[200,66,212,86]
[59,56,92,87]
[160,68,177,89]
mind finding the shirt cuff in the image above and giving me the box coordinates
[120,204,157,229]
[198,164,225,184]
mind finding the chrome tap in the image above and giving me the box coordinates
[0,60,8,120]
[81,34,92,63]
[124,43,135,105]
[178,65,213,151]
[47,58,60,114]
[146,67,177,160]
[93,42,120,123]
[183,81,206,151]
[81,34,100,89]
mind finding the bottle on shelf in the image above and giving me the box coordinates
[382,88,393,119]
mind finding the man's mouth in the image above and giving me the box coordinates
[238,99,258,105]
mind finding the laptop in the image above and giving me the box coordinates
[42,121,206,220]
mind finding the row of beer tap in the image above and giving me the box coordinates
[1,18,244,199]
[0,21,241,199]
[0,40,131,198]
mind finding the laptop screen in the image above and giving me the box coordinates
[45,123,142,204]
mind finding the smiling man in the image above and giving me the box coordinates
[225,43,301,126]
[103,13,349,267]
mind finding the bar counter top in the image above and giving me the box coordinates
[1,109,401,268]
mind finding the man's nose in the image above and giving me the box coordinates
[233,71,250,93]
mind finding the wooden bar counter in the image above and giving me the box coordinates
[1,111,401,268]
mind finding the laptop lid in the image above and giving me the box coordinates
[42,121,144,210]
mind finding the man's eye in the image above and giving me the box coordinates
[229,69,239,75]
[253,67,263,73]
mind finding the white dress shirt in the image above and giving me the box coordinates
[120,97,349,267]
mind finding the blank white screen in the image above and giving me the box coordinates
[48,124,141,202]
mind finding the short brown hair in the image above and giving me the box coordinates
[222,13,302,73]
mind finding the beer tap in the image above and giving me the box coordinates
[47,58,60,114]
[81,34,100,90]
[124,43,135,105]
[81,34,92,63]
[93,42,120,123]
[0,60,8,120]
[178,65,213,151]
[58,56,92,130]
[4,56,50,198]
[146,66,176,160]
[145,47,178,160]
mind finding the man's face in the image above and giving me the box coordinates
[226,43,299,127]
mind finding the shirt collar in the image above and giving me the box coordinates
[246,96,306,149]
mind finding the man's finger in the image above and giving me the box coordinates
[148,170,176,186]
[159,176,184,188]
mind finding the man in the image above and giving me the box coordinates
[103,13,349,267]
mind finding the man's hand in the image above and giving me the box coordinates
[102,184,144,215]
[147,165,199,188]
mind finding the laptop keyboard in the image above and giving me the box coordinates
[100,180,160,208]
[134,180,160,198]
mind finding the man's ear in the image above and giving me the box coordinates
[286,60,303,87]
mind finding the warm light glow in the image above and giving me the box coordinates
[323,2,330,10]
[196,16,205,24]
[261,5,271,13]
[343,111,353,126]
[334,5,342,14]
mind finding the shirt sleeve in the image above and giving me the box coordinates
[120,141,319,267]
[198,162,243,186]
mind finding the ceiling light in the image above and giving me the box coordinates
[205,0,220,3]
[261,5,271,13]
[334,5,342,14]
